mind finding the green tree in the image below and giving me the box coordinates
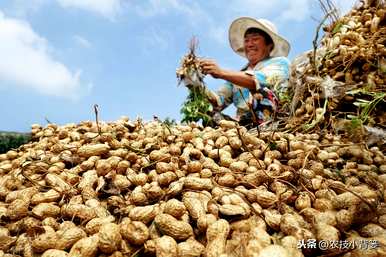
[0,132,31,153]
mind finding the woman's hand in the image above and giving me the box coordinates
[199,59,224,79]
[200,58,256,90]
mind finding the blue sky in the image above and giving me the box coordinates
[0,0,357,132]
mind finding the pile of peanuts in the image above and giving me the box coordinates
[0,117,385,257]
[287,0,385,132]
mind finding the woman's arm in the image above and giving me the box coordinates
[200,59,256,90]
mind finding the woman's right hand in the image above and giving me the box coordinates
[199,59,225,79]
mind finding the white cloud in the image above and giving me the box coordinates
[135,0,176,17]
[57,0,123,20]
[135,0,208,22]
[225,0,314,22]
[6,0,47,17]
[227,0,281,16]
[208,25,228,46]
[139,26,171,53]
[203,0,305,45]
[280,0,311,22]
[0,12,90,99]
[5,0,124,20]
[74,35,92,48]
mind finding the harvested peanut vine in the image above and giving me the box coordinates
[286,0,386,138]
[177,38,214,126]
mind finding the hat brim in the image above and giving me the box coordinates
[229,17,290,58]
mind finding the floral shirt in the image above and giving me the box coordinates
[209,56,290,124]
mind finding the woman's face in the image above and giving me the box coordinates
[243,32,273,65]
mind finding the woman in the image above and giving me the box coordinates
[198,17,291,126]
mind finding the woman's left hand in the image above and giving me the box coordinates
[199,59,224,79]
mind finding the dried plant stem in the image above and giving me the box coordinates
[236,126,263,170]
[44,117,52,124]
[238,88,259,126]
[312,11,335,75]
[328,182,378,213]
[130,247,144,257]
[140,156,170,172]
[94,104,101,135]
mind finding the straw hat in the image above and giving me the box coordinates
[229,17,290,58]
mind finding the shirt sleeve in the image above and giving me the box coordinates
[253,57,290,100]
[205,82,233,111]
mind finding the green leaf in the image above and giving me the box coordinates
[332,22,343,34]
[268,142,277,150]
[180,85,213,125]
